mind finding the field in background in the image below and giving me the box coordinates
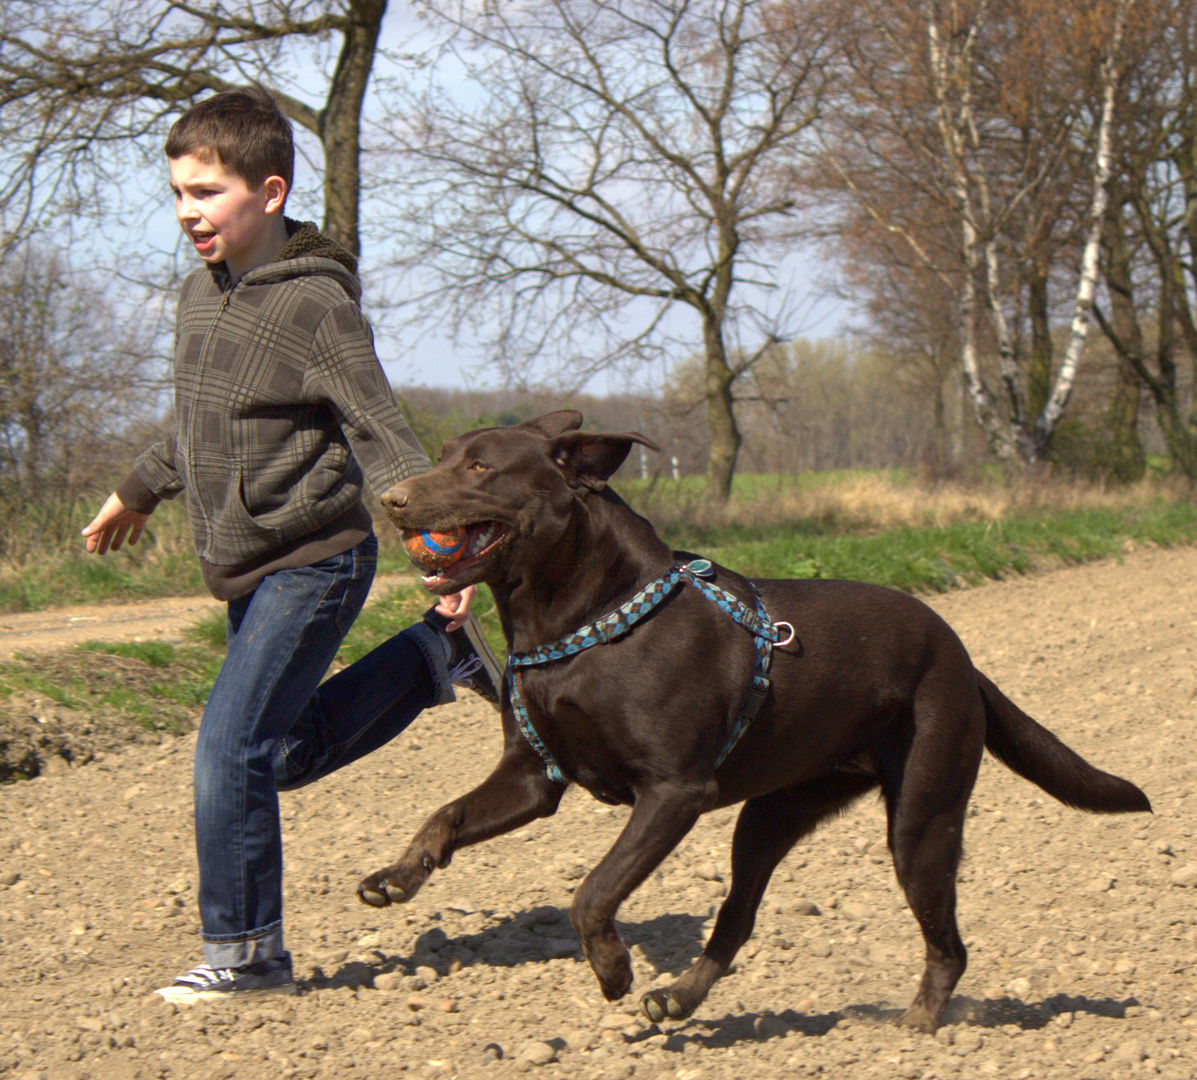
[1,468,1195,754]
[3,468,1197,612]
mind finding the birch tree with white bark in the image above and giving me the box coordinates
[818,0,1134,468]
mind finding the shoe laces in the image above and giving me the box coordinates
[174,962,235,988]
[447,654,484,685]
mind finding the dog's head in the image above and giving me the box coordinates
[381,411,659,593]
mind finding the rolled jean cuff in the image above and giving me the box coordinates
[203,921,284,969]
[403,621,455,706]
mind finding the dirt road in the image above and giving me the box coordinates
[0,575,420,662]
[1,547,1195,1080]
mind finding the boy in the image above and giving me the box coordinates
[82,84,501,1002]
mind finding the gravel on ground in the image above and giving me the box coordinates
[1,546,1195,1080]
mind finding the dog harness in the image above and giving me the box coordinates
[506,560,790,785]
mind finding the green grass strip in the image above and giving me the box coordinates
[660,499,1197,593]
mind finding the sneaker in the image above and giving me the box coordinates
[155,953,296,1003]
[423,606,503,708]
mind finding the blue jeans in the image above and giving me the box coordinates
[192,535,454,968]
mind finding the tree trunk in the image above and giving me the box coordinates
[1104,360,1145,482]
[1031,0,1127,457]
[1099,197,1194,478]
[702,313,741,504]
[319,0,387,257]
[1026,265,1053,422]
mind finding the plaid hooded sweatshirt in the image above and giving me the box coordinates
[117,220,430,599]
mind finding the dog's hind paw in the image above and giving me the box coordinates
[356,870,420,907]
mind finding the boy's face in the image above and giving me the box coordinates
[168,153,287,279]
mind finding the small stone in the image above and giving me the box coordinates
[560,1027,597,1051]
[482,1043,503,1063]
[953,1029,984,1055]
[841,902,874,921]
[1110,1040,1147,1063]
[754,1014,788,1038]
[1006,977,1033,998]
[416,964,440,983]
[600,1012,634,1030]
[793,900,821,916]
[373,971,404,991]
[0,871,20,887]
[695,862,721,882]
[431,997,459,1013]
[1170,864,1197,888]
[808,941,832,958]
[516,1040,558,1066]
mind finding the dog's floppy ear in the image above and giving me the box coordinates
[519,410,585,439]
[549,430,660,492]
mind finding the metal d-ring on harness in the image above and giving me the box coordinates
[506,560,790,785]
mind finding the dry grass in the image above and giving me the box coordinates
[633,471,1193,535]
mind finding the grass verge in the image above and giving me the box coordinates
[2,475,1195,764]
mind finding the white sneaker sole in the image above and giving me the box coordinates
[155,982,297,1004]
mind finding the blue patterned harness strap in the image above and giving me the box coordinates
[506,560,782,784]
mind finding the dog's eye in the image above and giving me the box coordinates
[468,461,489,472]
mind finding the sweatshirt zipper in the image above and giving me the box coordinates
[186,281,236,556]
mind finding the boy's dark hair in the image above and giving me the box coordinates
[165,83,294,192]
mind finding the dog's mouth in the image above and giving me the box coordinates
[404,520,511,588]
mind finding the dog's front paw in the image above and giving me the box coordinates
[356,855,434,908]
[581,933,634,1001]
[641,987,692,1022]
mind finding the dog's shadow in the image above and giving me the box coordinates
[313,905,709,988]
[315,908,1140,1054]
[649,992,1141,1051]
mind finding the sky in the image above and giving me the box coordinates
[104,1,856,397]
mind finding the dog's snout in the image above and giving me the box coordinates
[381,484,409,511]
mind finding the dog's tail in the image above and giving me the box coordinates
[977,671,1151,814]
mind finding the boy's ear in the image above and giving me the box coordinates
[262,174,288,214]
[549,430,660,492]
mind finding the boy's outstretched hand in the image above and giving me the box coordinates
[83,493,150,555]
[434,585,475,633]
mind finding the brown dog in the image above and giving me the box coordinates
[357,411,1149,1032]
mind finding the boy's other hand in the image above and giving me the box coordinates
[83,493,150,555]
[434,585,475,632]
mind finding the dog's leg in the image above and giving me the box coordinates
[642,772,877,1023]
[884,688,984,1033]
[357,751,564,907]
[570,779,714,1001]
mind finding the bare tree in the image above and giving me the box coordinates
[0,246,166,504]
[1094,0,1197,478]
[818,0,1134,468]
[0,0,394,256]
[380,0,843,501]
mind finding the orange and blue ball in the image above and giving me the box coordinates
[401,527,469,570]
